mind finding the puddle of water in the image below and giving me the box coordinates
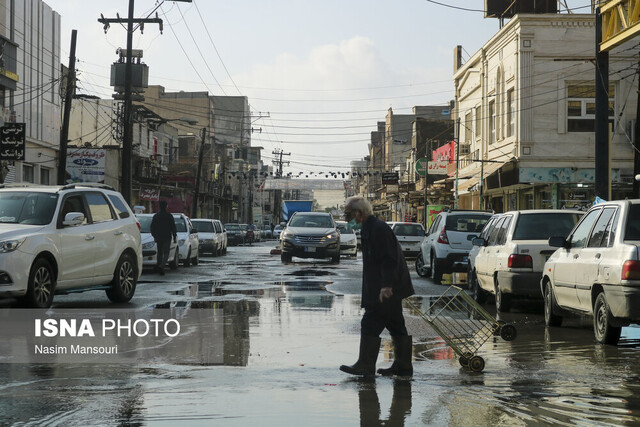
[269,280,333,290]
[285,269,335,277]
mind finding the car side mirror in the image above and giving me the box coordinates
[548,236,568,249]
[472,237,486,247]
[467,234,478,241]
[63,212,85,226]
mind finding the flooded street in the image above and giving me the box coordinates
[2,241,640,426]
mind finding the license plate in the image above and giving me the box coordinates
[305,247,316,253]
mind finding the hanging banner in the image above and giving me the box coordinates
[139,188,160,201]
[0,123,25,160]
[66,149,106,183]
[427,161,449,176]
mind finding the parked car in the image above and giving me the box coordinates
[280,212,340,263]
[388,222,425,258]
[273,224,284,240]
[336,220,357,257]
[467,213,504,303]
[261,225,273,239]
[192,218,222,256]
[472,209,582,312]
[416,210,493,283]
[542,200,640,345]
[136,214,179,269]
[213,219,227,254]
[0,183,142,308]
[225,223,245,245]
[174,214,199,266]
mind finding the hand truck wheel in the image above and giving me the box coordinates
[459,352,473,367]
[499,324,517,341]
[468,356,485,372]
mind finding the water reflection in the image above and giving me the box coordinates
[358,379,412,427]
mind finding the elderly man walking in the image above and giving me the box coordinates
[339,196,415,377]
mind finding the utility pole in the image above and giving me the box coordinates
[634,55,640,198]
[594,6,610,201]
[454,118,460,208]
[272,149,290,223]
[58,29,77,185]
[98,0,191,205]
[193,127,207,218]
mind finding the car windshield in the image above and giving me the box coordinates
[625,204,640,241]
[0,192,58,225]
[136,215,153,233]
[336,222,354,234]
[193,221,214,232]
[392,224,424,237]
[512,213,581,240]
[173,216,187,232]
[289,215,334,228]
[445,214,491,233]
[225,224,240,230]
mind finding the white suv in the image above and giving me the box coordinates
[0,183,142,308]
[416,210,493,283]
[174,214,199,266]
[542,200,640,345]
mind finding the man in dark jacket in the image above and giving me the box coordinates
[150,200,177,275]
[340,196,415,377]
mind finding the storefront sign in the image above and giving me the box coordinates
[382,172,399,185]
[139,188,160,201]
[386,184,398,193]
[427,205,446,228]
[428,161,449,175]
[432,141,455,163]
[66,148,106,183]
[519,167,621,184]
[0,123,25,160]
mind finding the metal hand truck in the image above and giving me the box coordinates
[406,286,517,372]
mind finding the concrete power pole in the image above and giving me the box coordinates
[58,29,77,185]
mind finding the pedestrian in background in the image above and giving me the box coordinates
[340,196,415,377]
[150,200,177,276]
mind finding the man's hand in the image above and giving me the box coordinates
[379,287,393,302]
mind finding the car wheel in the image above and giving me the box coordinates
[106,253,137,303]
[415,252,430,277]
[192,251,199,266]
[471,269,488,305]
[543,281,562,327]
[593,292,621,345]
[183,249,191,267]
[169,248,179,270]
[281,253,292,263]
[24,258,55,308]
[431,253,442,284]
[494,277,511,313]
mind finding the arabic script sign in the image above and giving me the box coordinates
[66,149,106,183]
[0,123,25,160]
[139,188,160,201]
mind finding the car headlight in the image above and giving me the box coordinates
[178,239,186,246]
[281,230,292,239]
[142,242,155,249]
[325,232,339,239]
[0,238,25,253]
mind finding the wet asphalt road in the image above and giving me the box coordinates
[1,240,640,426]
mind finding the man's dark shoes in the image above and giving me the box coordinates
[340,335,381,377]
[377,335,413,377]
[159,268,165,276]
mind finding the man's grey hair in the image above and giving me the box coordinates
[345,196,373,217]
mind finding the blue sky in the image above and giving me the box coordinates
[46,0,592,174]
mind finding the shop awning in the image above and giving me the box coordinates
[454,160,508,191]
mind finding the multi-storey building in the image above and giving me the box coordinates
[453,13,637,212]
[0,0,60,185]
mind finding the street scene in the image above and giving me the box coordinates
[1,0,640,425]
[2,241,640,425]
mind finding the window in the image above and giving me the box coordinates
[59,195,88,226]
[512,213,581,240]
[479,217,497,239]
[108,195,130,219]
[567,83,615,132]
[624,204,640,241]
[22,164,34,183]
[487,217,505,245]
[587,208,616,248]
[445,214,491,232]
[489,100,496,144]
[569,209,600,248]
[86,192,115,223]
[475,106,481,140]
[507,89,515,137]
[496,216,512,245]
[465,111,472,143]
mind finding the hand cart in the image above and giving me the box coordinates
[406,286,516,372]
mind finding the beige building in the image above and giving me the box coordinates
[453,13,637,212]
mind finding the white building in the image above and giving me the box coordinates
[453,13,637,212]
[0,0,61,184]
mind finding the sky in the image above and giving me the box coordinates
[46,0,593,176]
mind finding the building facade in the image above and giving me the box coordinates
[453,13,637,212]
